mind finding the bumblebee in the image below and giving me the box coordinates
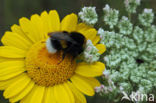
[46,31,86,60]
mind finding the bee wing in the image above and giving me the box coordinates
[50,32,77,44]
[48,32,60,36]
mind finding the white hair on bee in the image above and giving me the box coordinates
[46,38,57,54]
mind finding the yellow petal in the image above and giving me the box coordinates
[9,81,34,103]
[76,23,92,32]
[96,44,106,54]
[75,62,105,77]
[11,24,33,43]
[70,74,94,96]
[0,60,24,69]
[68,82,86,103]
[41,11,51,35]
[78,28,97,41]
[80,77,100,88]
[54,82,75,103]
[49,10,61,32]
[61,13,78,32]
[4,74,31,98]
[19,17,42,42]
[43,87,56,103]
[20,85,45,103]
[41,10,60,38]
[1,31,32,50]
[0,74,25,90]
[0,57,24,63]
[0,68,25,81]
[0,61,25,81]
[0,46,26,58]
[92,36,100,45]
[63,82,75,103]
[76,23,98,41]
[30,14,45,40]
[0,61,25,80]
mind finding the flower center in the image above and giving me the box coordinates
[25,40,76,87]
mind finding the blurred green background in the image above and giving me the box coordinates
[0,0,155,103]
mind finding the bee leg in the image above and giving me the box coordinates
[58,52,66,64]
[62,52,66,61]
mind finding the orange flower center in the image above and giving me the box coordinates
[25,40,76,87]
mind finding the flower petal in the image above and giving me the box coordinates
[11,24,33,43]
[4,74,31,98]
[76,23,92,32]
[0,46,26,58]
[1,31,32,50]
[68,81,86,103]
[78,28,97,41]
[61,13,78,32]
[43,87,56,103]
[0,60,24,69]
[20,85,45,103]
[70,74,94,96]
[19,17,42,42]
[76,23,98,41]
[54,82,75,103]
[80,77,100,88]
[30,14,45,40]
[9,81,34,103]
[75,62,105,77]
[0,57,24,63]
[0,74,26,90]
[0,68,25,81]
[92,36,100,45]
[0,60,25,80]
[40,11,50,37]
[49,10,61,32]
[96,44,106,54]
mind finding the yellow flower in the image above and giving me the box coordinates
[0,10,106,103]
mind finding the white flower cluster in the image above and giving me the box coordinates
[100,21,156,97]
[95,69,116,95]
[118,16,133,35]
[103,4,119,29]
[78,7,98,25]
[79,1,156,102]
[100,4,156,102]
[109,58,156,94]
[139,9,154,27]
[82,40,100,63]
[98,28,120,48]
[124,0,141,13]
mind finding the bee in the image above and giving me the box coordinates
[46,31,86,61]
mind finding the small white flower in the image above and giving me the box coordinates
[103,69,110,78]
[139,9,154,26]
[82,40,100,63]
[95,86,101,93]
[124,0,141,13]
[103,4,119,28]
[79,6,98,25]
[103,4,110,11]
[144,8,152,13]
[118,16,133,35]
